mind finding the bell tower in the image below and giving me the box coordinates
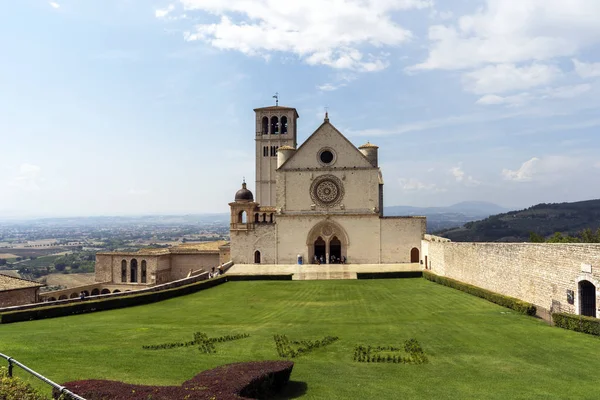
[254,101,299,206]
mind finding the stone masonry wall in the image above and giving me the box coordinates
[422,239,600,315]
[380,217,425,263]
[0,287,38,307]
[170,253,220,280]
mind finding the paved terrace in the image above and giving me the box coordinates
[227,263,421,280]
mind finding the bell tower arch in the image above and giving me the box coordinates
[254,103,299,206]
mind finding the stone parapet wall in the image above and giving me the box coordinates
[422,239,600,315]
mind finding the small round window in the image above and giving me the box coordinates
[319,150,334,164]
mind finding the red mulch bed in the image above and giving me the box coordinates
[53,360,294,400]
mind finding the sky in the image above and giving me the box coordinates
[1,0,600,218]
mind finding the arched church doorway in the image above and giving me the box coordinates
[579,280,596,317]
[254,250,261,264]
[330,236,341,262]
[314,237,326,262]
[410,247,419,263]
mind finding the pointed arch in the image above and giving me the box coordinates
[254,250,261,264]
[306,220,350,246]
[306,220,349,264]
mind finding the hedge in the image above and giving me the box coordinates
[552,312,600,336]
[226,274,293,281]
[423,271,536,316]
[54,360,294,400]
[357,271,422,279]
[0,367,49,400]
[0,276,227,324]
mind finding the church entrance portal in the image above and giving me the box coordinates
[314,237,326,262]
[330,236,341,262]
[579,280,596,317]
[307,222,349,264]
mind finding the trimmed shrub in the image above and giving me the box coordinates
[0,367,48,400]
[226,274,293,281]
[423,271,536,316]
[54,361,294,400]
[0,276,227,324]
[552,312,600,336]
[357,271,422,279]
[143,332,250,352]
[274,334,339,358]
[354,339,428,364]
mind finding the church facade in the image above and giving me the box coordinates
[229,105,425,265]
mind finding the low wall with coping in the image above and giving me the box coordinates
[422,237,600,316]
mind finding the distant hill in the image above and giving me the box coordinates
[437,199,600,242]
[385,201,509,233]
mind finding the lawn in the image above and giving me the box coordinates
[1,279,599,399]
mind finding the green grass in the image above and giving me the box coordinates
[1,279,599,399]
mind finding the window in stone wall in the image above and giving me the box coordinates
[121,260,127,282]
[141,260,147,283]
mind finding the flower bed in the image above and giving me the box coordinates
[53,360,294,400]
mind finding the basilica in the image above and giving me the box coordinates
[229,105,425,265]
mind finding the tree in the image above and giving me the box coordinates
[54,263,66,272]
[579,228,600,243]
[529,232,545,243]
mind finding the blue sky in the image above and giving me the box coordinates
[2,0,600,217]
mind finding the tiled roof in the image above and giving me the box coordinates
[97,240,229,257]
[253,106,300,117]
[171,240,229,252]
[0,274,43,291]
[359,142,379,149]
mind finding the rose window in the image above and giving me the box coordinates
[310,175,344,207]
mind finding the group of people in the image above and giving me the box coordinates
[208,266,224,278]
[313,254,347,264]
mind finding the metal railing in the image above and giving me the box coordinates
[0,353,86,400]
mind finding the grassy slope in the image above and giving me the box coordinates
[1,279,599,399]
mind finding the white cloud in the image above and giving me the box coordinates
[317,83,345,92]
[475,93,533,106]
[156,4,175,18]
[398,178,439,191]
[450,164,480,186]
[502,157,539,182]
[543,83,591,99]
[450,166,464,181]
[8,164,43,191]
[572,59,600,78]
[463,63,560,94]
[177,0,431,71]
[317,73,357,92]
[501,156,584,182]
[411,0,600,71]
[476,83,592,107]
[49,2,60,9]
